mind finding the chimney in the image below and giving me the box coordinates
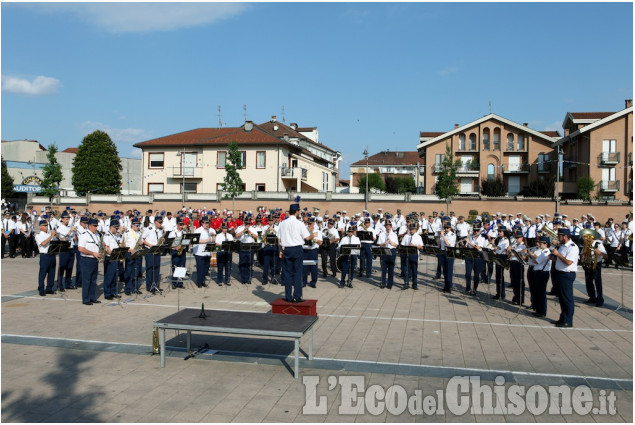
[290,123,297,130]
[271,115,277,122]
[244,121,253,132]
[273,124,279,131]
[626,99,632,108]
[523,123,529,127]
[454,123,459,129]
[283,133,289,142]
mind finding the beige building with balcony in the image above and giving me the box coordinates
[417,115,560,196]
[554,100,633,201]
[133,118,341,195]
[349,151,424,193]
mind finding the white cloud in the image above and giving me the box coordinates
[79,121,152,144]
[21,3,249,34]
[545,121,563,132]
[2,75,60,95]
[437,67,459,77]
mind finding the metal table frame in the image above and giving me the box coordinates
[153,309,317,378]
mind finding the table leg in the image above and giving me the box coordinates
[309,327,314,360]
[160,328,166,368]
[187,331,191,352]
[294,338,299,379]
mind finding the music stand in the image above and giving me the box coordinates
[397,246,418,255]
[357,230,373,242]
[181,233,199,253]
[371,246,391,258]
[48,240,70,255]
[222,240,240,253]
[110,247,128,262]
[159,237,175,256]
[265,235,278,246]
[339,244,360,286]
[204,243,216,253]
[130,248,147,260]
[510,249,527,266]
[446,246,463,259]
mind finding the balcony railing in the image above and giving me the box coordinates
[537,163,551,173]
[171,166,202,178]
[600,180,620,192]
[505,144,527,152]
[281,167,308,180]
[456,164,480,174]
[599,152,620,165]
[629,152,633,166]
[503,163,529,173]
[457,145,478,153]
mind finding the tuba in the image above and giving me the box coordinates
[579,229,602,271]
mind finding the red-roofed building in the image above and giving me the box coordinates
[349,151,424,193]
[416,114,561,196]
[133,117,341,195]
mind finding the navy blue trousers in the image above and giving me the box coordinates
[38,253,56,292]
[381,250,396,288]
[239,251,254,283]
[533,269,550,316]
[442,254,455,291]
[584,263,603,302]
[216,252,231,284]
[282,246,303,301]
[262,245,277,282]
[144,253,161,291]
[360,243,373,277]
[556,270,576,325]
[495,255,507,297]
[81,257,98,303]
[58,248,75,289]
[403,253,418,288]
[195,255,211,286]
[303,248,318,286]
[124,254,142,293]
[340,254,357,283]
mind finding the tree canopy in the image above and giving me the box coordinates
[357,173,386,193]
[40,143,64,204]
[72,130,122,195]
[434,144,459,199]
[1,156,14,199]
[221,141,244,202]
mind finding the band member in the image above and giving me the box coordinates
[492,228,510,300]
[618,221,631,265]
[303,217,322,288]
[168,218,186,288]
[278,200,312,303]
[401,222,423,290]
[214,222,233,286]
[464,222,486,296]
[482,221,495,284]
[526,236,552,317]
[235,218,257,284]
[508,231,526,305]
[75,216,88,287]
[35,220,57,296]
[440,222,457,293]
[338,225,360,288]
[102,220,122,300]
[377,221,398,288]
[322,219,339,277]
[582,235,607,307]
[55,211,76,290]
[77,218,102,305]
[455,216,470,241]
[358,217,376,278]
[142,215,164,294]
[550,228,579,327]
[123,218,143,295]
[605,223,621,269]
[193,216,213,288]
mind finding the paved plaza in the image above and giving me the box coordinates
[1,254,632,422]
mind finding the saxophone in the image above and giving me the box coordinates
[98,237,106,262]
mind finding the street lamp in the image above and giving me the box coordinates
[363,147,369,210]
[177,150,185,207]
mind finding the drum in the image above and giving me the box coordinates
[211,252,218,267]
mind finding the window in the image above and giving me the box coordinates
[435,154,445,164]
[256,151,266,168]
[322,172,329,192]
[538,153,549,171]
[493,129,501,150]
[483,129,491,150]
[508,176,520,194]
[256,183,266,192]
[470,133,477,151]
[181,182,197,193]
[458,134,466,151]
[507,134,514,150]
[487,163,495,180]
[517,134,525,151]
[149,153,164,168]
[148,183,164,193]
[239,151,246,169]
[217,151,226,168]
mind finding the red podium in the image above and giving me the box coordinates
[271,298,317,316]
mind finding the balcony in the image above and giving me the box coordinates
[170,166,202,178]
[537,163,551,173]
[599,152,620,165]
[457,145,478,153]
[503,163,529,174]
[281,167,308,180]
[600,180,620,192]
[456,164,480,175]
[505,144,528,153]
[432,164,443,174]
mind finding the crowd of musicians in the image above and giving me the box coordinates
[2,205,633,324]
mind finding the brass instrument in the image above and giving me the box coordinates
[97,236,106,262]
[541,225,558,245]
[580,228,602,271]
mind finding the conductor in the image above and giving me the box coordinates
[278,198,313,303]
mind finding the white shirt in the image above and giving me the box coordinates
[530,247,552,271]
[124,228,141,249]
[2,218,15,235]
[56,223,76,248]
[304,223,322,250]
[440,231,456,250]
[555,240,579,272]
[377,231,398,248]
[103,231,120,254]
[456,221,470,237]
[215,231,234,246]
[142,226,163,247]
[78,230,101,258]
[338,235,360,256]
[35,231,53,254]
[509,241,526,262]
[278,215,310,248]
[495,237,509,255]
[402,233,423,251]
[193,226,213,256]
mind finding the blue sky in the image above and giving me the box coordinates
[1,2,632,179]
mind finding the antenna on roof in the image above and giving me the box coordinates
[281,105,286,123]
[243,105,247,122]
[217,105,222,127]
[489,101,492,114]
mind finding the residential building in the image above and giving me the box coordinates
[349,151,424,193]
[133,117,341,195]
[554,99,633,201]
[1,139,142,205]
[416,115,560,196]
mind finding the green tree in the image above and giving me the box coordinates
[40,143,64,207]
[577,176,595,201]
[434,144,459,200]
[385,176,416,193]
[72,130,122,196]
[1,156,14,200]
[480,177,506,196]
[519,176,555,197]
[221,141,244,211]
[357,173,386,193]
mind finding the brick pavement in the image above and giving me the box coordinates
[1,254,632,422]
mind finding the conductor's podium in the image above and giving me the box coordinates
[271,298,318,316]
